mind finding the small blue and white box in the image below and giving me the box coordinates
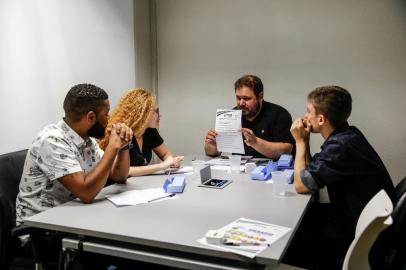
[163,176,186,193]
[250,161,278,181]
[277,154,294,169]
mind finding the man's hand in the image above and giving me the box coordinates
[241,128,257,147]
[205,129,218,146]
[107,123,133,150]
[204,129,220,156]
[290,118,310,143]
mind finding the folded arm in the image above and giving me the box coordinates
[59,145,119,203]
[59,124,132,203]
[290,118,312,194]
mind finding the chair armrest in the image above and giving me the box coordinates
[11,224,38,237]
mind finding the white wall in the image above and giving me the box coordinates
[0,0,135,154]
[156,0,406,184]
[134,0,156,93]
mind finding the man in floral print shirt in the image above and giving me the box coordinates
[16,84,133,225]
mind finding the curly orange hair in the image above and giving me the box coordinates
[99,88,156,150]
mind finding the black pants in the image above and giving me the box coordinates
[20,230,65,269]
[282,203,353,270]
[23,231,175,270]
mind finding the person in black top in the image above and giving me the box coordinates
[99,89,184,176]
[204,75,294,159]
[285,85,395,269]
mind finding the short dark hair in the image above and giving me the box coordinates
[308,86,352,128]
[234,75,263,96]
[63,84,108,121]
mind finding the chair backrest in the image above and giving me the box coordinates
[395,176,406,202]
[0,149,28,203]
[369,178,406,270]
[0,149,28,269]
[386,176,406,260]
[386,189,406,269]
[342,190,393,270]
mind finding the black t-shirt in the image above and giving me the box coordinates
[129,128,164,166]
[237,100,294,157]
[301,125,395,238]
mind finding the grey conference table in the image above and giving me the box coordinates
[25,166,311,270]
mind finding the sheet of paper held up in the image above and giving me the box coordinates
[215,109,245,154]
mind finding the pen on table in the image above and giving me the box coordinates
[224,242,270,247]
[148,193,175,203]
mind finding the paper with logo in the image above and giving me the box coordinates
[197,217,291,258]
[215,109,245,154]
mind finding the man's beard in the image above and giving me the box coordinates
[88,120,106,139]
[241,100,261,119]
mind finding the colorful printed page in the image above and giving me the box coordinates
[198,217,291,258]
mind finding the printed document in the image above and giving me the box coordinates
[198,217,291,258]
[215,109,245,154]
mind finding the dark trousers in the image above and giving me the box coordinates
[282,203,353,270]
[23,231,175,270]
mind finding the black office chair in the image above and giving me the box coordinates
[0,149,58,270]
[0,149,33,269]
[370,177,406,270]
[395,176,406,202]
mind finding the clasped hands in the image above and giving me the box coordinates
[290,117,310,142]
[107,123,133,150]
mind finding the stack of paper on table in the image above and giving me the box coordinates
[211,165,245,172]
[152,166,193,175]
[205,158,247,166]
[198,217,291,258]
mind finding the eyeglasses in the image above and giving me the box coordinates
[154,108,160,115]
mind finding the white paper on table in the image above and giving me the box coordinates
[197,217,291,258]
[215,109,245,154]
[176,166,193,173]
[105,188,177,206]
[152,166,194,175]
[211,165,245,173]
[205,158,247,166]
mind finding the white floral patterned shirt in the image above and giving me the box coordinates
[16,119,104,225]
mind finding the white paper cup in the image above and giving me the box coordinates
[245,162,256,174]
[272,171,288,196]
[229,155,242,174]
[192,160,206,175]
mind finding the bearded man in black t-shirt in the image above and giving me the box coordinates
[204,74,294,159]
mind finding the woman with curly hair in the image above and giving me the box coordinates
[99,89,183,176]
